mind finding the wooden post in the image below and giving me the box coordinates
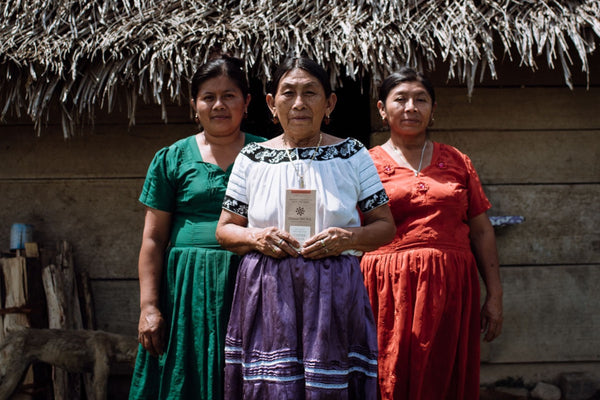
[1,257,30,334]
[0,256,35,393]
[41,241,89,400]
[79,271,96,330]
[42,263,69,400]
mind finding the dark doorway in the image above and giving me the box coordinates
[327,75,372,146]
[242,75,372,147]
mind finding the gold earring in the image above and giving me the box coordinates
[272,115,279,124]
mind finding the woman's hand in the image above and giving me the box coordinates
[137,207,170,357]
[301,227,354,259]
[481,293,503,342]
[469,212,503,342]
[301,205,395,259]
[251,227,300,258]
[217,210,301,257]
[138,305,165,357]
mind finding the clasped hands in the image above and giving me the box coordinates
[252,227,353,259]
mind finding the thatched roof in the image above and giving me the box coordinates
[1,0,599,136]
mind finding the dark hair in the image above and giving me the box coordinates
[379,67,435,105]
[191,55,249,100]
[269,57,332,97]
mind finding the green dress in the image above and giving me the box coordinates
[129,133,266,400]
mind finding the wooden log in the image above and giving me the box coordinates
[42,264,68,330]
[77,269,97,398]
[59,241,94,399]
[59,241,97,399]
[41,263,68,399]
[78,271,96,330]
[0,257,30,334]
[0,328,138,400]
[41,241,92,400]
[57,241,83,330]
[0,256,34,392]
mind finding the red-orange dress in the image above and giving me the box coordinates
[361,143,491,400]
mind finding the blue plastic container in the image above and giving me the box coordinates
[10,223,34,250]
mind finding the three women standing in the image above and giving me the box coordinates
[129,55,266,399]
[130,55,501,400]
[361,67,503,399]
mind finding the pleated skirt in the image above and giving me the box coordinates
[361,247,481,400]
[129,246,240,400]
[225,252,378,399]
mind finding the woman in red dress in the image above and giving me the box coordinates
[361,68,503,400]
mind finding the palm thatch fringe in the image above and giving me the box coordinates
[1,0,599,137]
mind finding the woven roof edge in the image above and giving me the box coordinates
[1,0,598,137]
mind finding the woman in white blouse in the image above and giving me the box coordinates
[216,57,395,399]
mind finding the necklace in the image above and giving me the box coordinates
[283,133,323,188]
[390,139,429,176]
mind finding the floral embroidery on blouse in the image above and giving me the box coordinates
[358,189,389,213]
[241,138,364,163]
[222,195,248,217]
[382,165,395,175]
[416,182,429,193]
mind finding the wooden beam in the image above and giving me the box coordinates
[371,130,600,184]
[486,184,599,266]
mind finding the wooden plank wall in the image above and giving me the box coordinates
[1,79,599,385]
[0,104,196,335]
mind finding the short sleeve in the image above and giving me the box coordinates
[354,145,389,213]
[222,148,251,217]
[464,154,492,219]
[139,146,178,212]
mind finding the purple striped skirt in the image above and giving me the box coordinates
[224,252,378,399]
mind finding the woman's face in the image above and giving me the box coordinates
[378,81,435,137]
[267,68,336,140]
[191,75,250,136]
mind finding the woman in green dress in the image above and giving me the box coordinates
[129,55,266,399]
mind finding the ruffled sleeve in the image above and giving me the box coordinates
[353,144,389,213]
[139,146,179,212]
[463,154,492,219]
[222,144,253,218]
